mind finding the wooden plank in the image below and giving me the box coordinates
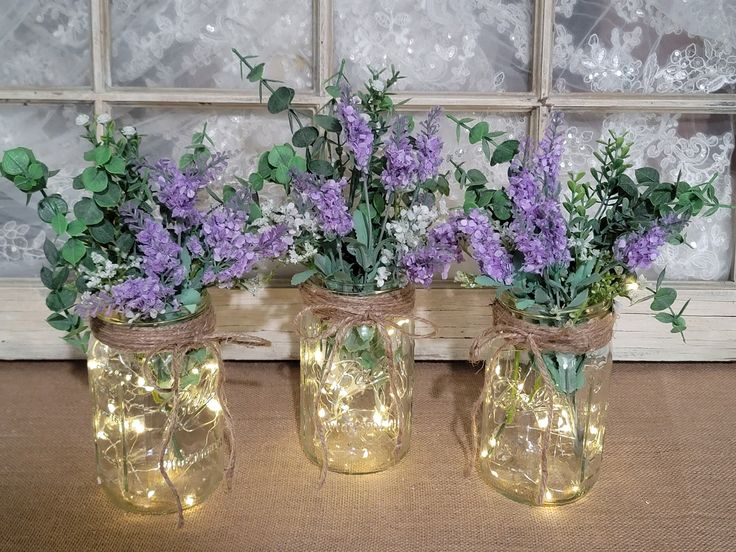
[1,283,733,361]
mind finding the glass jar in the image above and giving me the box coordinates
[477,295,613,505]
[87,298,224,513]
[299,281,415,474]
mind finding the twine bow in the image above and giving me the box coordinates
[294,282,435,484]
[469,301,615,505]
[90,301,269,527]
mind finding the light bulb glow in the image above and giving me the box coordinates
[131,418,145,434]
[184,495,195,507]
[206,398,222,413]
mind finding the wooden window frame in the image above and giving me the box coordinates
[1,0,734,361]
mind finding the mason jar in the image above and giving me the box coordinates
[477,295,613,505]
[298,281,415,474]
[87,297,224,513]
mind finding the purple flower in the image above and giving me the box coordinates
[452,210,515,284]
[416,106,443,182]
[535,112,565,198]
[133,216,184,284]
[110,277,174,319]
[149,152,227,230]
[614,225,667,271]
[292,171,353,236]
[509,199,570,274]
[335,88,374,172]
[185,235,204,257]
[402,220,463,287]
[381,117,419,192]
[202,200,291,287]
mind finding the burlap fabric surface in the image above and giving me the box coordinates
[1,361,734,552]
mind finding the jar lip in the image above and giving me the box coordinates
[498,291,612,322]
[96,291,211,327]
[315,276,408,296]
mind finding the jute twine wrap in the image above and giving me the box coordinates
[469,301,615,505]
[90,302,269,527]
[294,282,435,484]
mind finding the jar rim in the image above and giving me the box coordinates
[498,291,612,323]
[96,290,211,327]
[315,276,408,296]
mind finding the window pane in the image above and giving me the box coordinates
[335,0,533,92]
[110,0,313,90]
[0,105,91,276]
[111,106,294,197]
[438,111,529,207]
[554,0,736,94]
[0,0,91,86]
[562,112,734,280]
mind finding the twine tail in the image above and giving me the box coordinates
[214,346,236,490]
[159,352,185,528]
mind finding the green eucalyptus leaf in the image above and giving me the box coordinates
[105,156,126,175]
[267,86,295,114]
[247,62,264,82]
[43,239,59,266]
[654,312,675,324]
[314,114,342,132]
[466,169,487,186]
[651,287,677,311]
[61,238,86,265]
[617,174,638,197]
[93,145,112,166]
[515,298,535,310]
[469,121,489,144]
[88,220,115,244]
[66,220,87,237]
[46,288,76,311]
[27,162,45,180]
[73,198,104,225]
[94,181,122,207]
[635,167,660,186]
[51,212,68,235]
[474,275,498,287]
[2,147,32,176]
[490,139,519,166]
[292,126,319,148]
[267,144,295,168]
[309,159,334,177]
[37,195,68,223]
[46,312,73,331]
[325,85,341,98]
[116,233,135,255]
[81,167,108,193]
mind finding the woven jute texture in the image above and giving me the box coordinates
[1,361,734,552]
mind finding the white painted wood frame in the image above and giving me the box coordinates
[0,0,734,361]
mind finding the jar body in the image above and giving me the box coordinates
[478,307,612,505]
[87,337,224,513]
[299,296,414,474]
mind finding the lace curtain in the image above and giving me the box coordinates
[0,0,734,281]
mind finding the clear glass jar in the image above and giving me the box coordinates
[299,281,415,474]
[477,295,613,505]
[87,298,224,513]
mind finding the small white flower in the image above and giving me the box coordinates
[369,79,385,92]
[376,266,391,288]
[96,113,112,124]
[121,126,137,137]
[75,113,90,126]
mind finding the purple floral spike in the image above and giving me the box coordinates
[452,210,514,284]
[381,117,419,192]
[416,106,443,182]
[535,112,565,198]
[292,170,353,236]
[335,87,374,172]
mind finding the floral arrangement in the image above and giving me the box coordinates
[0,115,289,349]
[433,112,726,338]
[233,51,458,292]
